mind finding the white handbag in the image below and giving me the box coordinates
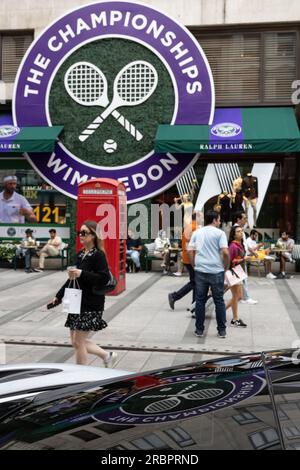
[225,264,247,287]
[62,279,82,314]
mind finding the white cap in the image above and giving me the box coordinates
[3,175,17,183]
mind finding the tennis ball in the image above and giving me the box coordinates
[103,139,117,153]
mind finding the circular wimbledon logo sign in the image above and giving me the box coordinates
[90,372,266,425]
[14,1,214,202]
[211,122,242,138]
[0,125,20,138]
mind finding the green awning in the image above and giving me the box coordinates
[0,114,63,153]
[155,107,300,154]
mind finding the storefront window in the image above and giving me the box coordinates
[151,156,296,240]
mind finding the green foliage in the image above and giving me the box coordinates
[0,243,17,262]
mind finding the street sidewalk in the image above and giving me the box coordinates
[0,268,299,373]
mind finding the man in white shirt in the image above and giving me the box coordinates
[34,229,62,272]
[246,229,276,279]
[0,175,36,223]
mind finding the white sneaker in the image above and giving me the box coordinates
[266,273,277,279]
[173,272,182,277]
[265,256,275,261]
[103,351,118,368]
[244,298,258,305]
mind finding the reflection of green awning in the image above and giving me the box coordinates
[155,107,300,154]
[0,114,63,153]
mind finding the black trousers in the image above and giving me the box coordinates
[172,264,195,303]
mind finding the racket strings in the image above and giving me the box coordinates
[67,64,105,103]
[117,63,156,103]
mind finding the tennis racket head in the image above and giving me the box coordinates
[64,61,109,107]
[114,60,158,107]
[144,397,180,414]
[185,388,224,400]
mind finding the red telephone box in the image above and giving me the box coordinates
[77,178,127,295]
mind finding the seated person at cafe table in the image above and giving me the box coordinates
[16,228,37,273]
[126,229,142,272]
[34,228,62,272]
[245,229,276,279]
[154,230,172,275]
[275,231,295,279]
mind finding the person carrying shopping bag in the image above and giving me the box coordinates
[47,220,117,368]
[226,225,250,328]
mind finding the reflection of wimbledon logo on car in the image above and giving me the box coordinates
[14,1,214,203]
[211,122,242,138]
[90,372,266,425]
[0,125,20,138]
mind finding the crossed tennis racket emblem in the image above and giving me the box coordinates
[64,60,158,143]
[140,384,224,414]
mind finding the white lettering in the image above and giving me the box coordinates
[76,18,91,35]
[63,167,73,181]
[132,14,148,30]
[27,68,44,85]
[182,64,199,79]
[179,56,194,67]
[59,24,76,44]
[291,79,300,105]
[110,10,123,25]
[48,36,63,52]
[128,203,148,239]
[90,11,108,28]
[96,204,116,239]
[24,84,38,97]
[187,81,202,94]
[132,173,147,189]
[70,171,89,186]
[47,153,68,173]
[124,11,131,27]
[43,12,201,96]
[118,176,131,192]
[34,53,51,70]
[148,164,163,181]
[159,154,179,171]
[161,30,176,47]
[170,41,189,60]
[146,20,165,39]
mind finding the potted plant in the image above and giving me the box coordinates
[0,242,23,268]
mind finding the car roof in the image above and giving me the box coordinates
[1,350,299,450]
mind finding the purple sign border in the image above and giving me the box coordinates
[13,1,215,202]
[91,373,266,425]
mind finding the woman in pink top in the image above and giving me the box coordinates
[227,226,248,328]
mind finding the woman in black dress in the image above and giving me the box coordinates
[48,220,117,367]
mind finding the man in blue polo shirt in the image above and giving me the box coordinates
[0,175,36,223]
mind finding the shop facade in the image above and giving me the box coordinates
[0,0,299,249]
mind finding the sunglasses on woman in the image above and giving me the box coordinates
[77,230,92,237]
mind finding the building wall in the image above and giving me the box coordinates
[1,0,300,34]
[1,0,300,242]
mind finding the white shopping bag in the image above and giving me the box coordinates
[225,265,247,287]
[63,280,82,314]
